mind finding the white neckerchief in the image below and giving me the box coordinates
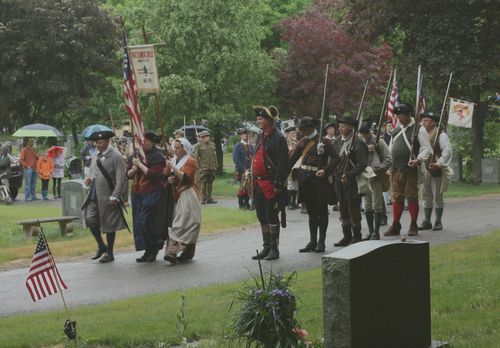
[306,130,318,140]
[174,154,190,169]
[340,132,354,155]
[240,140,248,145]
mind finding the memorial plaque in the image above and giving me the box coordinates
[61,179,89,226]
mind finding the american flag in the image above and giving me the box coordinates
[123,31,145,157]
[386,70,400,128]
[26,235,67,302]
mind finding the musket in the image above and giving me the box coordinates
[410,65,423,160]
[375,69,394,147]
[319,64,330,140]
[342,80,369,177]
[431,72,453,164]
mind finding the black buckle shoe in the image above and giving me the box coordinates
[99,252,114,263]
[92,247,107,260]
[164,254,177,264]
[299,242,316,253]
[136,251,149,263]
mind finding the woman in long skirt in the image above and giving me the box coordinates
[164,138,201,264]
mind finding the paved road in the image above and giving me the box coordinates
[1,195,499,317]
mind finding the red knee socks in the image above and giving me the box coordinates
[392,201,404,224]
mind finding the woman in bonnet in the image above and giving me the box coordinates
[164,138,202,264]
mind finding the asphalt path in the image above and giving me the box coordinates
[1,194,499,317]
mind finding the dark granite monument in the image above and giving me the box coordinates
[322,240,448,348]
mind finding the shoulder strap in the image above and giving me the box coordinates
[96,158,115,192]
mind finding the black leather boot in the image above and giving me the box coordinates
[350,225,362,244]
[252,225,270,260]
[265,225,280,260]
[315,215,328,253]
[334,224,352,247]
[371,213,382,240]
[300,216,318,252]
[363,211,374,240]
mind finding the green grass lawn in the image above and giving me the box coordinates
[0,230,498,347]
[444,182,500,198]
[0,204,256,266]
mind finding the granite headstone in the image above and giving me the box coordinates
[322,240,447,348]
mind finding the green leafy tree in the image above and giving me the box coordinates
[138,0,277,171]
[0,0,120,136]
[337,0,500,183]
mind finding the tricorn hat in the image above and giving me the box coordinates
[237,127,249,135]
[197,130,211,137]
[336,115,357,126]
[284,125,296,133]
[421,111,440,122]
[144,131,161,144]
[253,105,278,120]
[174,129,184,136]
[395,103,413,116]
[88,130,115,141]
[297,116,319,129]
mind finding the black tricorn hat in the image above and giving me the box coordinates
[337,115,357,126]
[395,103,413,115]
[297,116,319,129]
[145,131,161,144]
[237,127,249,135]
[284,125,296,133]
[253,105,274,120]
[88,130,115,141]
[421,111,440,122]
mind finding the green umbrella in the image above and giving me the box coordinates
[12,123,64,137]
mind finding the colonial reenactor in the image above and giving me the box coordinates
[192,130,218,204]
[290,117,340,253]
[419,111,453,231]
[83,130,128,263]
[285,126,299,210]
[384,103,432,237]
[233,128,255,209]
[251,105,289,261]
[127,131,168,263]
[358,122,392,240]
[332,115,369,246]
[324,121,339,211]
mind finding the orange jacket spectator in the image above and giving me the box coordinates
[19,144,38,169]
[37,155,54,180]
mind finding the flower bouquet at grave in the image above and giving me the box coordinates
[230,270,309,348]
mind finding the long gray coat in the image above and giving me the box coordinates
[83,145,127,233]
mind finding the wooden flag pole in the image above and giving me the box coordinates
[141,24,169,155]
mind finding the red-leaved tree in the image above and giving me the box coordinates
[277,1,393,118]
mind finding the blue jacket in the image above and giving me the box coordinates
[232,141,255,173]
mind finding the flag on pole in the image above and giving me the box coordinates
[123,31,145,157]
[386,70,400,128]
[26,235,67,302]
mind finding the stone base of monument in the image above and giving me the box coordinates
[322,240,449,348]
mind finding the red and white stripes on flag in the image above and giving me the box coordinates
[26,235,67,302]
[386,70,400,128]
[123,31,145,157]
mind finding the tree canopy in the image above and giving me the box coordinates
[0,0,120,131]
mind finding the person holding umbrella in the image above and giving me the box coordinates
[19,138,39,202]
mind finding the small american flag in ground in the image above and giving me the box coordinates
[26,235,67,302]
